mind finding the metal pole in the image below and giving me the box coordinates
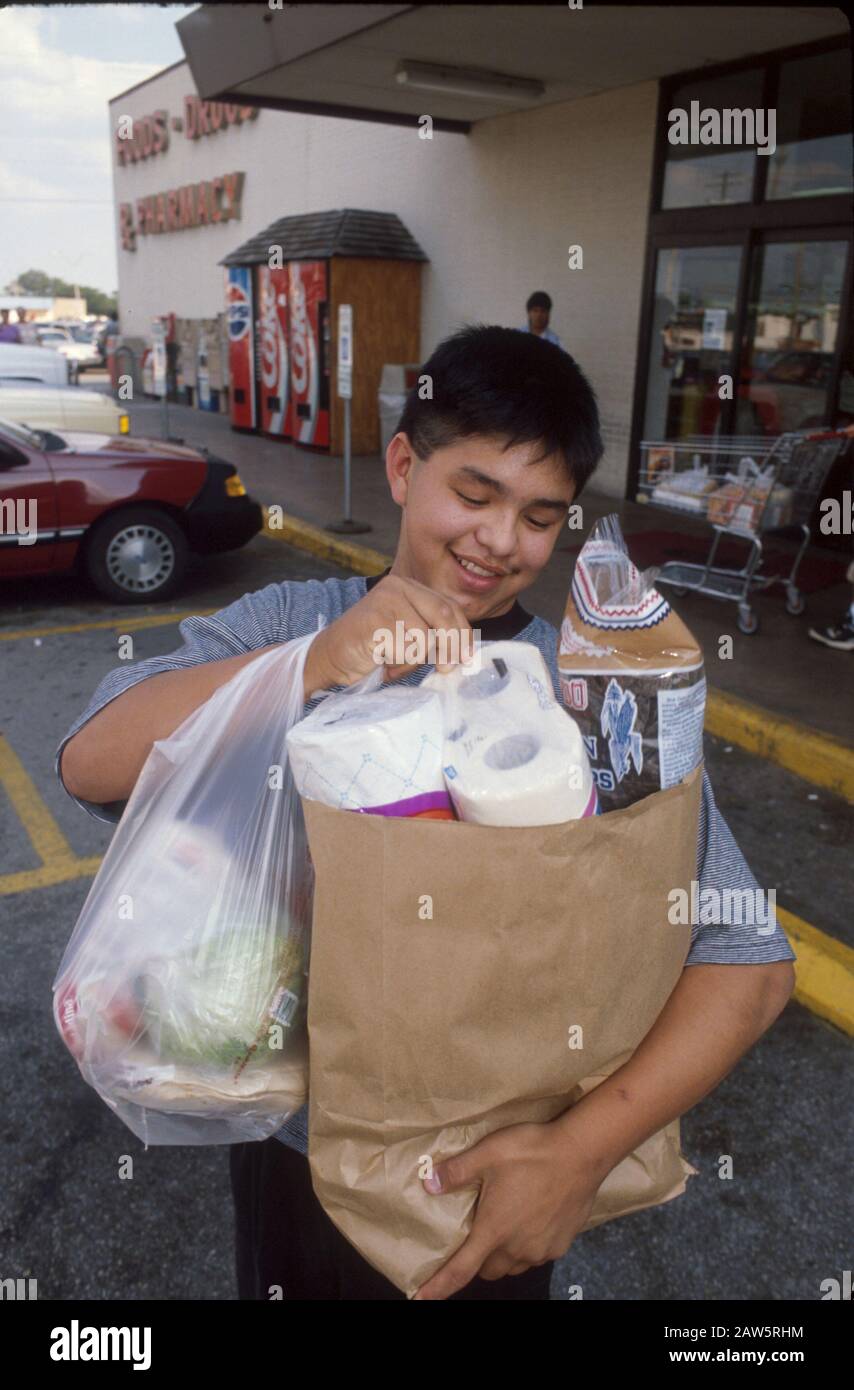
[343,396,352,522]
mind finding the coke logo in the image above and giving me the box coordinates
[260,280,280,390]
[290,277,308,394]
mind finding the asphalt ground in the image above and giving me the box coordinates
[1,532,851,1301]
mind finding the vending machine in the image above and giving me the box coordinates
[225,266,256,430]
[256,264,291,438]
[286,261,330,448]
[222,209,425,452]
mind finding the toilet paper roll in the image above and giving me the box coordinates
[424,642,597,826]
[286,686,451,815]
[442,728,597,826]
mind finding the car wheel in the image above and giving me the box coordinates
[84,507,188,603]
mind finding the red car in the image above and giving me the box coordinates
[0,418,262,602]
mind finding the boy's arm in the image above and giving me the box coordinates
[549,958,794,1177]
[61,638,333,807]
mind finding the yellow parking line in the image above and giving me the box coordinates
[0,735,77,866]
[0,735,105,897]
[0,857,103,897]
[780,906,854,1038]
[0,609,218,643]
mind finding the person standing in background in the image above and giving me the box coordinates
[0,309,21,343]
[808,558,854,651]
[15,309,38,345]
[519,291,562,349]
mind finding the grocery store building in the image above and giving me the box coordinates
[110,4,852,503]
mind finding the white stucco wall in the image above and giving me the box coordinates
[111,62,658,495]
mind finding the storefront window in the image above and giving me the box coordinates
[643,245,742,440]
[765,49,853,200]
[735,239,849,435]
[835,326,854,428]
[661,68,763,209]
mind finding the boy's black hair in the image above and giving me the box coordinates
[526,291,552,312]
[395,323,603,496]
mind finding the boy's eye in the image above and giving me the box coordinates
[454,490,554,531]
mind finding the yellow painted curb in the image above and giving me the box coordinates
[778,906,854,1037]
[705,689,854,803]
[261,508,391,576]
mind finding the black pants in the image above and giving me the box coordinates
[230,1136,554,1300]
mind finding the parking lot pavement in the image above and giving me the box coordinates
[1,536,851,1299]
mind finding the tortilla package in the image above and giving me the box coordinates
[558,515,706,811]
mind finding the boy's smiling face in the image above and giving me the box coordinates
[385,432,575,621]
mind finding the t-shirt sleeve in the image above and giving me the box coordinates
[684,768,796,966]
[55,581,298,825]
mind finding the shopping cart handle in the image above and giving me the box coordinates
[803,426,854,441]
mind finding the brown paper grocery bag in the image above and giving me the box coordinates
[304,765,703,1298]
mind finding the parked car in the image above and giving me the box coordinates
[35,325,99,379]
[0,382,128,435]
[0,417,262,602]
[0,343,70,387]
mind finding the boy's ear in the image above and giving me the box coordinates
[385,432,418,507]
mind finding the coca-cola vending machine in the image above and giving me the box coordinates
[287,261,330,448]
[225,266,256,430]
[255,264,291,438]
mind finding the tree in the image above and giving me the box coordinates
[9,269,117,318]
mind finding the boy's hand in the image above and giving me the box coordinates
[412,1120,605,1300]
[306,573,472,692]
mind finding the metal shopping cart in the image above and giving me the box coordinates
[636,429,852,635]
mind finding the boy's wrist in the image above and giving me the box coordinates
[550,1084,639,1184]
[303,630,335,700]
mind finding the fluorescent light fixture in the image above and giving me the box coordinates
[395,60,545,105]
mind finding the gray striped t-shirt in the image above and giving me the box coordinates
[56,571,796,1156]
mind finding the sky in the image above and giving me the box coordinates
[0,4,196,297]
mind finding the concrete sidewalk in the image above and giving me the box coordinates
[129,395,854,748]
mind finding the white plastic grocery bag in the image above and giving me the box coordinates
[53,631,326,1146]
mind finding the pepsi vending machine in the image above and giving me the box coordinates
[286,261,330,448]
[225,266,256,430]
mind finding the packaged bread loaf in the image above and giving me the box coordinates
[558,515,705,811]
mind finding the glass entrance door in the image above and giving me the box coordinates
[642,244,742,442]
[735,238,850,436]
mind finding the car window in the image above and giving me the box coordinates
[0,439,29,468]
[0,416,42,449]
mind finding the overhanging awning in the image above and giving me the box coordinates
[176,4,847,131]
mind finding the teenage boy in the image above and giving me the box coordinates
[58,325,795,1302]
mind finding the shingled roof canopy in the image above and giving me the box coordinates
[220,209,428,266]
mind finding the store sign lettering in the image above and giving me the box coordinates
[115,96,258,165]
[119,173,245,251]
[184,96,259,139]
